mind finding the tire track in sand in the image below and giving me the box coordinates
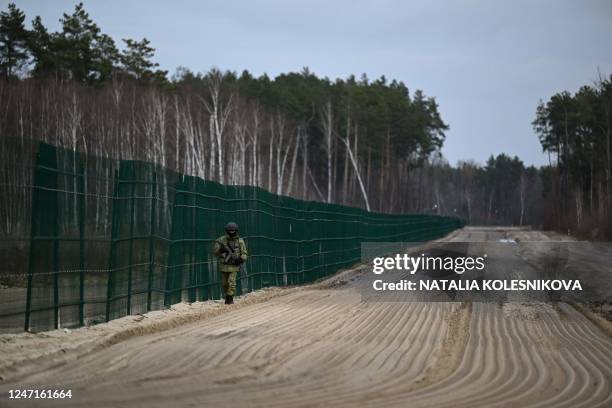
[1,227,611,408]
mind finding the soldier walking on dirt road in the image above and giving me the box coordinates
[214,222,248,304]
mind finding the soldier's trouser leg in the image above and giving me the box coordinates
[222,271,237,296]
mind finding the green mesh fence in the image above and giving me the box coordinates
[0,140,463,333]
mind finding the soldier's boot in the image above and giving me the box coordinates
[225,295,234,305]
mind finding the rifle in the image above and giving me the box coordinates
[219,241,242,265]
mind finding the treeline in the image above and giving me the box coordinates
[1,2,610,238]
[414,154,543,227]
[459,74,612,238]
[0,2,166,83]
[0,2,449,216]
[534,76,612,238]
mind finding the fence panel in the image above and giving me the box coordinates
[0,140,463,333]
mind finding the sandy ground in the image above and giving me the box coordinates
[1,227,611,407]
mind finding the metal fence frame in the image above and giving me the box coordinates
[0,140,463,333]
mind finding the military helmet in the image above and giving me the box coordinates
[225,222,239,233]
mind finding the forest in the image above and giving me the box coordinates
[0,2,611,238]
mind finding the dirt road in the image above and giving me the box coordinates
[1,227,611,407]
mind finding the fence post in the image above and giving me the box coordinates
[24,207,35,332]
[25,143,60,331]
[165,175,185,307]
[52,167,60,330]
[78,154,86,327]
[105,169,119,322]
[147,171,157,311]
[126,178,136,316]
[24,149,41,332]
[189,176,197,303]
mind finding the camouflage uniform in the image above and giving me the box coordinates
[214,233,248,299]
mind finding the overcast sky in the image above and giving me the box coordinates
[9,0,612,166]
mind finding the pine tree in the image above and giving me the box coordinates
[27,15,55,77]
[0,3,29,79]
[120,38,167,83]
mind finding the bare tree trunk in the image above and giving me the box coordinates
[307,167,325,202]
[575,189,583,228]
[249,104,260,187]
[390,161,398,213]
[342,150,350,204]
[417,165,424,212]
[434,180,442,214]
[321,101,334,203]
[180,100,206,178]
[208,118,216,180]
[379,129,390,211]
[174,95,180,171]
[234,121,247,185]
[366,146,372,200]
[350,124,359,205]
[274,113,293,195]
[341,135,370,211]
[201,69,233,184]
[302,130,308,200]
[268,116,275,191]
[342,112,351,204]
[66,91,82,223]
[286,127,300,196]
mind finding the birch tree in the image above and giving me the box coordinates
[201,69,233,183]
[321,100,333,203]
[340,132,370,211]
